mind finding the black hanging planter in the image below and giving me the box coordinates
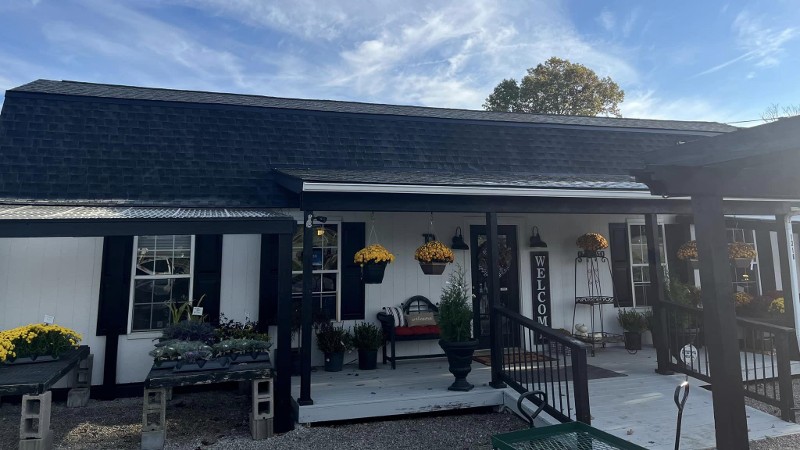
[419,262,448,275]
[324,352,345,372]
[361,262,387,284]
[439,339,479,391]
[358,349,378,370]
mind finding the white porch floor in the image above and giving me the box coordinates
[291,347,800,449]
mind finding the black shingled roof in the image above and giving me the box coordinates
[0,79,738,207]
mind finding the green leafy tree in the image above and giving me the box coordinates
[484,57,625,117]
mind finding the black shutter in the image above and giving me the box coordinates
[340,222,366,320]
[96,236,133,336]
[755,229,777,293]
[609,223,633,307]
[665,224,691,284]
[259,234,281,327]
[192,235,223,325]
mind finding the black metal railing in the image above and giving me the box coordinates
[494,305,591,424]
[737,317,797,422]
[661,301,797,422]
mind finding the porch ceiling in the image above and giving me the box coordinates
[0,203,295,237]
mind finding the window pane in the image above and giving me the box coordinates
[132,305,152,331]
[292,248,303,271]
[292,226,303,246]
[133,280,155,304]
[314,225,338,247]
[321,273,337,293]
[632,266,644,283]
[635,285,650,307]
[151,304,171,330]
[323,248,338,270]
[292,275,303,294]
[171,278,190,302]
[631,246,645,265]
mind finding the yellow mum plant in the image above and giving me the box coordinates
[769,297,785,314]
[576,233,609,252]
[354,244,395,265]
[0,323,82,363]
[729,242,757,259]
[734,291,753,307]
[414,240,454,263]
[677,241,698,260]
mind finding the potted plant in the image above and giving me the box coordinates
[438,265,479,391]
[576,232,608,257]
[677,240,699,269]
[351,322,383,370]
[354,244,395,284]
[617,309,647,352]
[0,323,82,364]
[414,239,454,275]
[159,320,216,345]
[213,338,272,363]
[315,322,351,372]
[729,242,757,268]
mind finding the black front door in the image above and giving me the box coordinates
[470,225,520,349]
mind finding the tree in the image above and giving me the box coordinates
[761,103,800,122]
[483,57,625,117]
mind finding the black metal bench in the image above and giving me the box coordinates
[377,295,443,369]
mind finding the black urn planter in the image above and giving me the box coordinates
[439,339,479,391]
[358,349,378,370]
[324,352,345,372]
[361,262,387,284]
[623,331,642,352]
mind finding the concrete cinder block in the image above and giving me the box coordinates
[20,392,51,440]
[251,378,273,420]
[18,430,53,450]
[249,417,273,440]
[140,429,166,450]
[66,388,90,408]
[142,389,166,433]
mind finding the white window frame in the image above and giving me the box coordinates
[627,221,668,308]
[127,235,196,333]
[292,221,342,321]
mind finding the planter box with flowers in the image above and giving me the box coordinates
[414,240,454,275]
[0,323,82,364]
[354,244,395,284]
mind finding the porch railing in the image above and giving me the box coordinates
[494,305,591,424]
[661,301,797,422]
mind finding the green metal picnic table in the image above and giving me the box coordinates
[492,422,648,450]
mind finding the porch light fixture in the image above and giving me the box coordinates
[451,227,469,250]
[529,226,547,248]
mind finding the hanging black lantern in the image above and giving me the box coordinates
[451,227,469,250]
[529,226,547,248]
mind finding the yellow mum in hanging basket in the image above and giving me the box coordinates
[354,244,395,265]
[576,233,609,252]
[414,240,454,263]
[729,242,757,259]
[677,241,698,260]
[0,323,82,363]
[733,291,753,307]
[769,297,786,314]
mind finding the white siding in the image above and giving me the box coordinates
[0,237,106,385]
[220,234,261,323]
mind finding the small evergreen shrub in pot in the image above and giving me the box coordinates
[438,265,478,391]
[315,322,351,372]
[351,322,383,370]
[617,309,647,352]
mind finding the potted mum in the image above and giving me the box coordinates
[414,236,454,275]
[617,309,647,352]
[576,232,608,257]
[351,322,383,370]
[315,322,351,372]
[354,244,395,284]
[677,240,699,269]
[438,265,479,391]
[0,323,82,364]
[729,242,757,268]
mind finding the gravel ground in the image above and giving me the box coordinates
[0,391,525,450]
[741,378,800,450]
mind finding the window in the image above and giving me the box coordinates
[291,223,340,320]
[129,235,194,332]
[727,228,761,295]
[628,224,668,307]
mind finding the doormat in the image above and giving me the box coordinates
[473,352,553,366]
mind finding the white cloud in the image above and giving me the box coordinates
[597,10,615,32]
[621,90,726,122]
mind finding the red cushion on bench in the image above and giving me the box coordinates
[395,325,440,336]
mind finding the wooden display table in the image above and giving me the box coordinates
[0,345,93,450]
[142,360,273,450]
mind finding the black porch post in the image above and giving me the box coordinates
[274,231,294,433]
[692,195,749,449]
[644,214,672,375]
[776,213,797,324]
[299,211,314,405]
[486,211,506,388]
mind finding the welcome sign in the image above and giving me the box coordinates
[531,251,551,343]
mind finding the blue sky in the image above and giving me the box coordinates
[1,0,798,125]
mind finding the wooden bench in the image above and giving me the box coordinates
[377,295,443,369]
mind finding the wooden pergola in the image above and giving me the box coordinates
[635,115,800,449]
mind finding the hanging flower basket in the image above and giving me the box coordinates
[354,244,394,284]
[361,262,388,284]
[733,258,753,269]
[576,233,608,257]
[414,240,454,275]
[689,259,700,270]
[729,242,756,268]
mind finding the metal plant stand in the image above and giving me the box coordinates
[572,251,621,356]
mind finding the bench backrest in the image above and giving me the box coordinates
[402,295,438,314]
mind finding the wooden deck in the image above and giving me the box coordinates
[293,346,800,449]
